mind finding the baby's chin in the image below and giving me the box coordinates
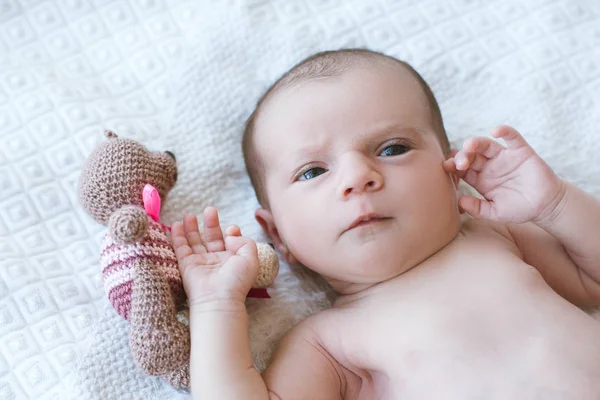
[297,233,426,289]
[319,259,413,293]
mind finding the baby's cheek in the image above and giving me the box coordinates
[287,222,318,255]
[287,224,329,268]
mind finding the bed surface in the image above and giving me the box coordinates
[1,0,599,398]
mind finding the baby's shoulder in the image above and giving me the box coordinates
[295,306,345,335]
[280,306,353,357]
[262,309,353,399]
[281,308,332,341]
[459,217,516,246]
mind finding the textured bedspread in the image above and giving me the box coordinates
[1,0,599,399]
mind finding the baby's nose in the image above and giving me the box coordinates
[342,179,381,198]
[338,157,383,199]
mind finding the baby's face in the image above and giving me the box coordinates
[255,63,461,291]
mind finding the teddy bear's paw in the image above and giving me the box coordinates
[162,363,190,389]
[130,327,190,375]
[108,205,149,244]
[254,242,280,288]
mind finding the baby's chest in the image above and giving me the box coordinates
[329,312,600,400]
[325,282,600,399]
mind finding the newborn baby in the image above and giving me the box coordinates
[172,49,600,399]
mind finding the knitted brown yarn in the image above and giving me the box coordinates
[162,363,190,388]
[78,131,280,389]
[78,132,177,226]
[101,217,186,321]
[108,205,148,244]
[129,259,190,375]
[254,243,280,288]
[79,132,189,387]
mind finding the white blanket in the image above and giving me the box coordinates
[1,0,600,399]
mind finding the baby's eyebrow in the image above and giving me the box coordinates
[367,123,425,139]
[287,124,424,166]
[282,145,329,177]
[291,144,328,160]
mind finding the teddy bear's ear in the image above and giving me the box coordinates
[108,205,149,244]
[104,129,118,139]
[254,242,280,288]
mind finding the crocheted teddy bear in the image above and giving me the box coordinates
[78,130,279,388]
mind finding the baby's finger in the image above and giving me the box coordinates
[458,195,494,220]
[463,136,504,159]
[172,221,193,261]
[203,207,225,253]
[223,236,259,290]
[491,125,529,150]
[453,150,477,171]
[442,158,466,178]
[183,214,207,254]
[468,153,487,173]
[224,224,242,237]
[442,158,456,172]
[461,168,480,188]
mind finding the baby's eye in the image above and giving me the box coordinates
[379,144,410,157]
[298,167,326,181]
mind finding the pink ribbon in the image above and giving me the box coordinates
[143,184,171,231]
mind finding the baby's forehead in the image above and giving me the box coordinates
[276,59,423,99]
[256,63,431,138]
[262,61,429,120]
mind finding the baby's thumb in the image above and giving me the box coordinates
[225,236,258,261]
[459,195,492,219]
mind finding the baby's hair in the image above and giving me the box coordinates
[242,48,449,209]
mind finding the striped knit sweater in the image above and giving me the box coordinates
[100,216,186,321]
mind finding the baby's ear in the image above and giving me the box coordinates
[255,208,297,265]
[447,148,460,189]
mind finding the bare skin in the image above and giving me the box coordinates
[173,62,600,399]
[275,219,600,399]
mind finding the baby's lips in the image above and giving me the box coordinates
[346,212,388,231]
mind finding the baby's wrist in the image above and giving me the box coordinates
[533,178,568,229]
[188,293,248,315]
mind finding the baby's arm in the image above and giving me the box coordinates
[444,126,600,306]
[507,182,600,306]
[191,305,343,399]
[172,210,267,399]
[533,181,600,279]
[173,209,342,399]
[262,318,346,400]
[190,300,267,399]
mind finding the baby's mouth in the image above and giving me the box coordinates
[345,213,392,233]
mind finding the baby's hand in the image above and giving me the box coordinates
[172,207,259,308]
[443,125,566,224]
